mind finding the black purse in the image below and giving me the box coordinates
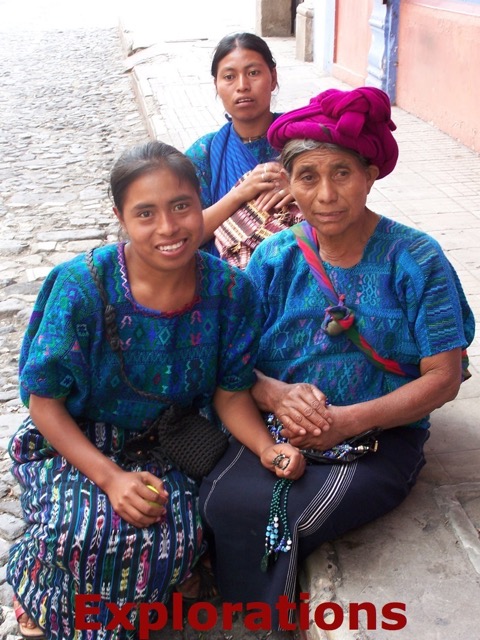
[300,429,380,464]
[121,404,229,481]
[86,249,229,481]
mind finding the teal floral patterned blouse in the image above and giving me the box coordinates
[246,217,475,429]
[20,244,261,430]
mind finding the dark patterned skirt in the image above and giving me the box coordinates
[200,426,429,630]
[7,417,203,640]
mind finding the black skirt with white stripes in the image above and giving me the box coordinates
[199,426,429,630]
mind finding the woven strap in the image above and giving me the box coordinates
[86,249,169,402]
[291,222,421,379]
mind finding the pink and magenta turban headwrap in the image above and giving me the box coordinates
[268,86,398,179]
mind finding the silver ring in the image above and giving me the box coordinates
[272,453,290,471]
[272,453,286,467]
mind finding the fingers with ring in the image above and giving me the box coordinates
[272,453,291,471]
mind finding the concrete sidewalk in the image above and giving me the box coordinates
[117,3,480,639]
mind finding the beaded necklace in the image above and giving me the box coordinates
[266,412,288,443]
[233,118,272,144]
[261,478,293,572]
[238,131,268,143]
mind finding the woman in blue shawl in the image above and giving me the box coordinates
[185,33,300,267]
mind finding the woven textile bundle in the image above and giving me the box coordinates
[214,172,302,269]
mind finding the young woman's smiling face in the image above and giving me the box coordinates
[214,47,277,124]
[114,167,204,275]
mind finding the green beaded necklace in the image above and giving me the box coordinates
[261,478,293,572]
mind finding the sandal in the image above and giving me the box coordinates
[13,598,46,639]
[176,561,221,604]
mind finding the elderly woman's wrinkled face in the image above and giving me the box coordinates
[288,147,379,239]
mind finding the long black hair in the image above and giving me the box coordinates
[210,32,277,78]
[110,140,200,214]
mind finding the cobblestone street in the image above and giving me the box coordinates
[0,6,147,636]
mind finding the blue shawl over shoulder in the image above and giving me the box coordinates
[210,121,277,202]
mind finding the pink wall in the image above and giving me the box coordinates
[397,0,480,152]
[332,0,373,86]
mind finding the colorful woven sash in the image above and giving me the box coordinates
[291,221,471,380]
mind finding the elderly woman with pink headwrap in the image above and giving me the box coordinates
[199,87,474,633]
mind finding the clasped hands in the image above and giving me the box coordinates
[258,382,339,480]
[270,382,340,451]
